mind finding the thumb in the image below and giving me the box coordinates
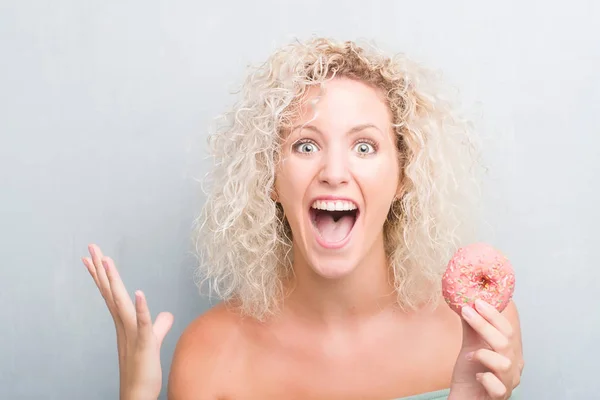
[153,312,174,346]
[459,315,476,342]
[460,315,486,352]
[461,317,473,337]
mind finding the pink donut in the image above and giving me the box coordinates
[442,243,515,314]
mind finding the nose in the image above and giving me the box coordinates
[318,146,350,187]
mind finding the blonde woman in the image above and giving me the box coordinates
[83,38,523,400]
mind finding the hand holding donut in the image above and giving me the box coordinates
[82,244,174,400]
[444,243,524,400]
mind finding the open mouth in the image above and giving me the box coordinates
[309,200,359,245]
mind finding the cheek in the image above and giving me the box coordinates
[275,157,314,202]
[352,155,400,194]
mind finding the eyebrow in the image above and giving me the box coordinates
[290,123,384,136]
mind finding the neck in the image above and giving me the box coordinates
[283,238,398,328]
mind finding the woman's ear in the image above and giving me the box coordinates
[270,188,279,202]
[394,180,405,202]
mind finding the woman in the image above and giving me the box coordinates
[82,38,523,399]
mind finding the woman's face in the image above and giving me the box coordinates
[274,77,401,279]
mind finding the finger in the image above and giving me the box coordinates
[134,290,154,345]
[82,257,100,288]
[88,244,112,299]
[474,299,513,338]
[469,348,512,376]
[462,306,509,353]
[153,312,174,346]
[103,257,136,327]
[476,372,508,399]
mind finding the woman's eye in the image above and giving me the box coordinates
[354,142,375,155]
[294,141,319,153]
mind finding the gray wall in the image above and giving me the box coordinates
[2,1,598,399]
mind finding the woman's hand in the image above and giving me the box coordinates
[449,300,524,400]
[82,244,174,400]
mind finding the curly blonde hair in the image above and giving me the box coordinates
[192,37,482,320]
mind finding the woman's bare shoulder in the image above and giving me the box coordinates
[167,302,248,399]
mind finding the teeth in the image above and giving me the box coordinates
[311,200,357,211]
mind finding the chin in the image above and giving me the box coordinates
[306,255,360,280]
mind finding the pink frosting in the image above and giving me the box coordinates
[442,243,515,314]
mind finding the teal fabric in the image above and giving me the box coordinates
[395,388,450,399]
[394,386,519,399]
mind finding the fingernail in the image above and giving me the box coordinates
[465,351,474,361]
[135,291,143,304]
[89,246,96,257]
[101,259,108,270]
[475,372,484,382]
[462,306,476,319]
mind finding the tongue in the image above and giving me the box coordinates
[315,212,355,243]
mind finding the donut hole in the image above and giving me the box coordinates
[478,274,494,290]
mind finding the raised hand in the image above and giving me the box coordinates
[82,244,174,400]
